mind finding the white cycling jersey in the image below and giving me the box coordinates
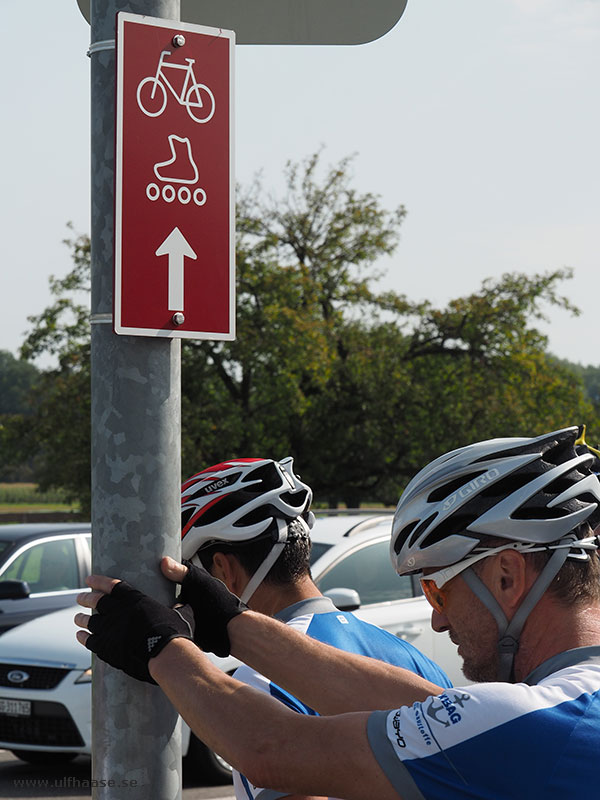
[232,596,451,800]
[367,646,600,799]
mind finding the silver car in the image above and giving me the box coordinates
[0,524,92,635]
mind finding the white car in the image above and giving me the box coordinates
[0,513,463,783]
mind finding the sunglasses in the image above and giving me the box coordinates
[419,541,544,615]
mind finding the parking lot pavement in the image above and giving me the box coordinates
[0,750,235,800]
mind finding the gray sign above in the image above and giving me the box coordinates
[76,0,409,45]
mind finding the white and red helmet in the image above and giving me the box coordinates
[181,457,313,602]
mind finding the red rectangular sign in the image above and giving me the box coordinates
[114,13,235,339]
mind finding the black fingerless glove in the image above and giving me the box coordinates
[85,581,195,684]
[178,560,247,656]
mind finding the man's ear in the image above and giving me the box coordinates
[211,552,248,597]
[493,549,529,614]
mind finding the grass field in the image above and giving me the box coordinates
[0,483,78,513]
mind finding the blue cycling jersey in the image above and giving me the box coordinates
[232,596,451,800]
[367,647,600,799]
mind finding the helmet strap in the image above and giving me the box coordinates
[239,518,289,605]
[462,538,573,681]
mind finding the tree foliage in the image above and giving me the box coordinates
[181,154,596,504]
[555,359,600,420]
[0,351,39,415]
[0,227,91,507]
[2,153,597,510]
[0,351,40,480]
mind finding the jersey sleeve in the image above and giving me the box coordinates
[366,670,600,800]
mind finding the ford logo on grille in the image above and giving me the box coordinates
[7,670,29,684]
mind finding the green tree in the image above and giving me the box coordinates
[0,350,39,415]
[181,152,407,480]
[181,154,596,504]
[4,154,598,511]
[555,359,600,417]
[0,350,40,480]
[0,228,91,509]
[285,270,597,506]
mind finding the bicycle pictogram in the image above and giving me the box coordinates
[137,50,215,123]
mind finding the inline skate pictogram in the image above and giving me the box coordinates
[146,135,207,206]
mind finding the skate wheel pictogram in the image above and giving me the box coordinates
[193,188,206,206]
[163,185,176,203]
[178,187,192,205]
[146,183,207,206]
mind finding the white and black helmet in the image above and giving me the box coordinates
[392,425,600,577]
[391,426,600,681]
[181,457,314,603]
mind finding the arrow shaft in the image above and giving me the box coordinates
[168,253,185,311]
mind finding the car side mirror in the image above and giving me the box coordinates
[323,587,361,611]
[0,580,31,600]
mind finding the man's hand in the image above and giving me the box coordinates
[161,557,247,656]
[75,575,194,684]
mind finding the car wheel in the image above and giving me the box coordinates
[10,750,78,765]
[184,734,233,785]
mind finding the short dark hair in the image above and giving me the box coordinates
[526,523,600,605]
[474,523,600,606]
[197,518,313,586]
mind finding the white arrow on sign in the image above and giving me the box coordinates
[155,227,198,311]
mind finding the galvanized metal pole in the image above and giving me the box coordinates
[89,2,182,798]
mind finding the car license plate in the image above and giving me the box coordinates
[0,698,31,716]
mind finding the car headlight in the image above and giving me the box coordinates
[75,668,92,684]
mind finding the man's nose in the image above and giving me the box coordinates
[431,607,449,633]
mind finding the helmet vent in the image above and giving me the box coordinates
[280,489,310,509]
[512,502,569,520]
[394,521,417,554]
[477,472,532,499]
[197,494,247,525]
[427,513,479,543]
[542,438,577,467]
[427,472,486,502]
[242,463,281,491]
[407,513,437,547]
[544,472,584,497]
[235,505,276,528]
[472,429,573,466]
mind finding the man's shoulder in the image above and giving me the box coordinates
[283,604,452,685]
[525,645,600,685]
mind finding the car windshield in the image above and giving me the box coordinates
[309,542,332,566]
[0,541,12,561]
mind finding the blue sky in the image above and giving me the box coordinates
[2,0,599,365]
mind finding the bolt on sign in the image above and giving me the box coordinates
[114,12,235,339]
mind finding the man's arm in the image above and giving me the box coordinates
[163,557,442,715]
[228,610,440,715]
[150,637,400,800]
[75,575,400,800]
[230,665,328,800]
